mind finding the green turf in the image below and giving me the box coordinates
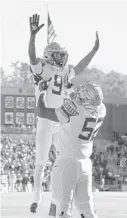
[1,192,127,218]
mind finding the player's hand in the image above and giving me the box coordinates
[61,99,79,118]
[29,14,44,35]
[93,31,99,51]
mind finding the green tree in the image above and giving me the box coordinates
[81,67,127,97]
[102,71,127,97]
[8,61,33,86]
[18,62,33,84]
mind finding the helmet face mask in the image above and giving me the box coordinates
[43,42,68,68]
[52,50,68,68]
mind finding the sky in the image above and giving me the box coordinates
[1,0,127,75]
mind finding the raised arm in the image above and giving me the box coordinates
[74,31,99,75]
[28,14,44,65]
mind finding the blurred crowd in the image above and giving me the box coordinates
[92,132,127,190]
[1,124,36,135]
[1,136,55,193]
[1,132,127,192]
[1,137,35,192]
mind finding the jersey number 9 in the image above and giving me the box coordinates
[52,75,62,95]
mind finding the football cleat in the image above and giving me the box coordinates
[30,202,38,213]
[81,214,87,218]
[48,203,56,217]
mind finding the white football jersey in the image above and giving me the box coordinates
[55,103,106,158]
[31,60,75,108]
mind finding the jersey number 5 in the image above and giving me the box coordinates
[78,117,103,141]
[52,75,62,95]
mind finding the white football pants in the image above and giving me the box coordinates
[51,156,98,218]
[33,117,54,203]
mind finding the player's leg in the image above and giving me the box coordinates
[51,157,79,218]
[74,159,98,218]
[30,118,53,213]
[47,134,59,218]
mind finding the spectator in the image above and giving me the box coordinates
[1,133,127,192]
[8,171,16,192]
[22,173,29,192]
[15,173,22,192]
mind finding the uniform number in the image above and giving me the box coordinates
[52,75,62,95]
[78,117,103,141]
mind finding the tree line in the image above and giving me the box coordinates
[1,61,127,97]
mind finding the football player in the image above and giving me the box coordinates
[38,81,106,218]
[28,13,100,213]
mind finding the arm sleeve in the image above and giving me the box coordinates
[37,93,69,123]
[37,93,59,122]
[40,108,59,122]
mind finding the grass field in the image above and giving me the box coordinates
[1,192,127,218]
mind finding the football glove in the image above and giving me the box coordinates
[29,14,44,35]
[61,99,79,118]
[93,31,99,52]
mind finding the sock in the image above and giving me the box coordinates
[33,164,44,203]
[48,202,56,217]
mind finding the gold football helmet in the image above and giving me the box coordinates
[43,42,68,68]
[70,82,103,107]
